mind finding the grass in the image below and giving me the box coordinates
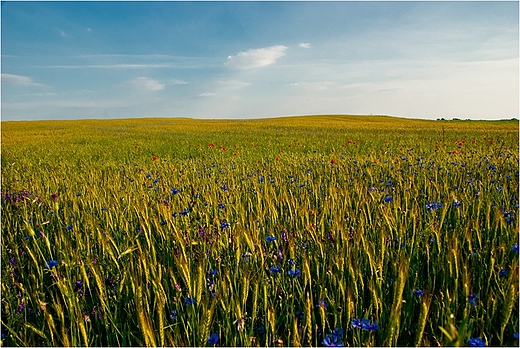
[1,115,518,346]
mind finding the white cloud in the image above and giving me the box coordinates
[226,45,288,69]
[299,42,311,49]
[121,77,165,91]
[291,81,335,91]
[1,74,48,87]
[56,28,69,37]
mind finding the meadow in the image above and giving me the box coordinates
[1,115,518,347]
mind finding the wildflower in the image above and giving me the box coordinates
[180,208,189,216]
[288,269,301,277]
[172,212,178,218]
[76,193,82,197]
[384,195,393,203]
[426,202,442,211]
[269,265,281,274]
[514,332,519,339]
[316,300,328,308]
[218,203,225,209]
[174,284,182,291]
[220,220,230,230]
[499,269,508,277]
[453,200,461,207]
[282,230,288,243]
[351,318,379,332]
[169,309,178,321]
[513,244,519,253]
[323,333,343,347]
[266,236,276,242]
[413,289,424,297]
[45,260,59,269]
[234,317,246,331]
[184,297,197,305]
[221,185,228,191]
[331,159,337,164]
[16,299,25,314]
[468,337,486,347]
[207,333,219,345]
[504,211,515,225]
[468,294,478,306]
[66,225,73,231]
[51,193,58,201]
[170,188,179,195]
[208,269,217,276]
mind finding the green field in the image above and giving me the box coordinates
[1,115,518,347]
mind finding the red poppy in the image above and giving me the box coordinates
[152,156,158,161]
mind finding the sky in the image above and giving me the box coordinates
[1,1,518,121]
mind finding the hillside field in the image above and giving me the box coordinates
[1,115,519,346]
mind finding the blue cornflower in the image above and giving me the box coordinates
[513,244,519,253]
[184,297,197,305]
[269,265,281,274]
[207,333,219,345]
[426,202,442,211]
[180,208,189,216]
[221,185,228,191]
[384,195,393,203]
[514,332,519,339]
[172,212,178,218]
[170,188,179,195]
[468,337,487,347]
[288,269,301,277]
[351,318,378,332]
[220,220,230,230]
[76,193,82,197]
[413,289,424,297]
[45,260,59,269]
[266,236,276,242]
[66,225,73,230]
[499,269,508,277]
[469,294,479,306]
[323,333,343,347]
[208,269,217,276]
[218,203,225,209]
[453,200,461,207]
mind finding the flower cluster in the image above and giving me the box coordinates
[351,318,379,332]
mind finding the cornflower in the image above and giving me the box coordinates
[468,337,486,347]
[468,294,478,306]
[413,289,424,297]
[207,333,219,345]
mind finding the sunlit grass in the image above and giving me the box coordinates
[1,115,518,346]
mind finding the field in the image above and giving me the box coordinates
[1,115,519,347]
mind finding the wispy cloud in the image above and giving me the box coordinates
[56,28,69,37]
[199,79,251,97]
[36,64,175,69]
[1,73,48,87]
[226,45,288,69]
[299,42,311,49]
[291,81,335,91]
[121,77,165,91]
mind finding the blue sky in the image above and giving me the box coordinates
[1,1,518,120]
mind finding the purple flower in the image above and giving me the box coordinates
[468,337,486,347]
[45,260,59,269]
[207,333,219,345]
[51,193,58,201]
[413,289,424,297]
[316,300,328,308]
[169,309,178,321]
